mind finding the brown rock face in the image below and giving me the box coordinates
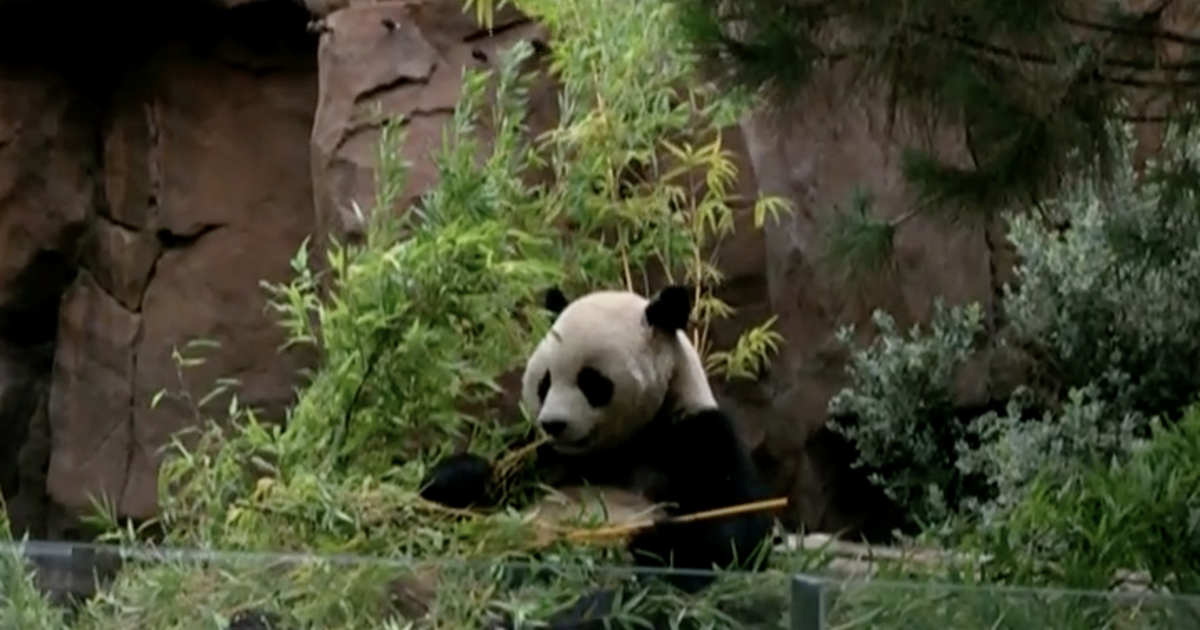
[0,15,96,536]
[737,71,1005,535]
[1,0,319,533]
[311,0,551,245]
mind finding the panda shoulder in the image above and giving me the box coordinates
[671,406,740,440]
[655,405,751,463]
[655,406,766,500]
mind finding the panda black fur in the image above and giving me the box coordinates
[419,285,776,625]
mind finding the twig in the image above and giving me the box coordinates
[338,341,387,458]
[414,499,483,520]
[620,250,634,291]
[494,436,551,481]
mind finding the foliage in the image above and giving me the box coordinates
[0,507,67,630]
[827,301,986,527]
[259,0,790,475]
[523,0,791,372]
[957,386,1147,528]
[821,575,1200,630]
[828,120,1200,534]
[971,404,1200,593]
[672,0,1200,285]
[791,405,1200,630]
[0,0,796,627]
[802,405,1200,629]
[1001,125,1200,420]
[265,110,563,473]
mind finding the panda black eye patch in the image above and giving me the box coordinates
[537,371,550,402]
[576,367,613,408]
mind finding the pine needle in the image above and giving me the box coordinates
[816,187,899,286]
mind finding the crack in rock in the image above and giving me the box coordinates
[154,223,224,249]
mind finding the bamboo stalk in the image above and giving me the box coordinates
[495,436,550,478]
[490,436,553,501]
[484,438,789,548]
[564,496,788,542]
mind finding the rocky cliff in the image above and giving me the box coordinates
[0,0,1081,541]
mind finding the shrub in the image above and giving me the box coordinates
[827,301,986,527]
[1002,125,1200,421]
[974,403,1200,593]
[829,121,1200,532]
[957,385,1146,527]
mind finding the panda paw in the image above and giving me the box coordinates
[419,453,496,509]
[627,520,672,565]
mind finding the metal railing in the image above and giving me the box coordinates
[5,540,1200,629]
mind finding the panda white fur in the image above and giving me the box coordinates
[419,285,776,625]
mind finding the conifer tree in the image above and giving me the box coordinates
[674,0,1200,278]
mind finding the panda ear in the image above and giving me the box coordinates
[543,287,570,315]
[645,284,692,332]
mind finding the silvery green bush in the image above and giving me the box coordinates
[830,122,1200,529]
[827,301,985,526]
[958,385,1148,526]
[1003,127,1200,420]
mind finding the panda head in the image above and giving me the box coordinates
[522,285,717,454]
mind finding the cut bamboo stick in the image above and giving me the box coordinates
[564,496,789,542]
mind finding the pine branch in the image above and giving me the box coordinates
[676,0,1200,289]
[906,23,1200,79]
[815,187,907,286]
[678,0,1200,96]
[1057,9,1200,48]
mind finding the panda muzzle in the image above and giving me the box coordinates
[540,419,570,438]
[539,419,594,449]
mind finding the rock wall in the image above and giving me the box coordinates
[9,0,1174,540]
[1,0,318,538]
[737,91,1010,537]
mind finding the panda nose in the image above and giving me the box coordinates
[540,419,569,438]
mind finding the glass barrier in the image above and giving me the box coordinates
[1,540,793,629]
[10,540,1200,630]
[795,574,1200,630]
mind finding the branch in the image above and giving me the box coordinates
[1113,112,1174,122]
[1057,10,1200,48]
[708,0,1200,72]
[1096,72,1200,89]
[730,25,1200,91]
[907,23,1200,79]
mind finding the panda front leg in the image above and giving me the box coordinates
[627,510,774,594]
[419,452,498,509]
[625,409,777,594]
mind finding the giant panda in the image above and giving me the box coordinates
[418,284,778,627]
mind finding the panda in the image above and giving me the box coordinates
[418,284,778,627]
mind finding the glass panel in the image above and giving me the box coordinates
[819,576,1200,630]
[3,541,792,629]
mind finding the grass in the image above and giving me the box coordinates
[6,529,1200,630]
[822,578,1200,630]
[1,541,803,630]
